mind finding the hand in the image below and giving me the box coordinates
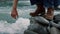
[11,9,18,19]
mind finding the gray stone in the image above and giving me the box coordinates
[25,15,60,34]
[50,27,60,34]
[24,30,38,34]
[54,14,60,23]
[24,19,48,34]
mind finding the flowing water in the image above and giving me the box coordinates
[0,0,60,34]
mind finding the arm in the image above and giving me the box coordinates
[12,0,18,9]
[11,0,18,19]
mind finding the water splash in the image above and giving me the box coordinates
[0,18,30,34]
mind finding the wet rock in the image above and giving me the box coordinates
[24,14,60,34]
[24,16,48,34]
[24,30,38,34]
[51,27,60,34]
[54,14,60,23]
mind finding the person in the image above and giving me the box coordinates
[11,0,60,34]
[30,0,55,20]
[11,0,54,20]
[11,0,18,19]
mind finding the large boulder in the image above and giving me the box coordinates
[24,16,49,34]
[54,14,60,23]
[24,15,60,34]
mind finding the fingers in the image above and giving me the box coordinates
[11,9,18,19]
[11,13,18,19]
[11,14,16,19]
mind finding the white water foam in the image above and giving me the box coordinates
[0,18,30,34]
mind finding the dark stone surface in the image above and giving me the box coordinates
[24,30,38,34]
[24,14,60,34]
[24,23,48,34]
[54,14,60,23]
[24,17,48,34]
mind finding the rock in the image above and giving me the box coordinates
[24,16,48,34]
[24,30,38,34]
[25,15,60,34]
[50,27,60,34]
[34,16,49,26]
[24,23,48,34]
[54,14,60,23]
